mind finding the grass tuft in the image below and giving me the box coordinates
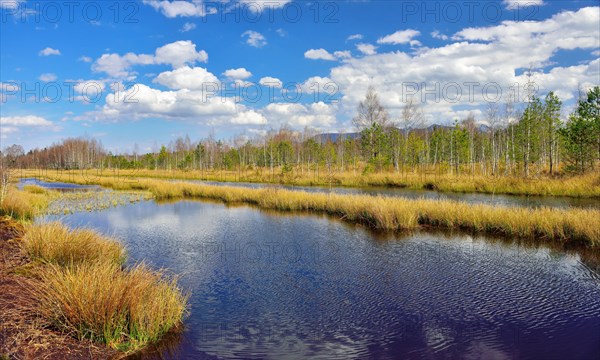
[22,222,126,267]
[30,261,188,353]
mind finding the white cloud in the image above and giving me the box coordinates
[242,30,267,48]
[334,51,352,59]
[0,115,53,127]
[326,7,600,125]
[276,28,287,37]
[142,0,207,17]
[304,48,336,61]
[431,30,449,41]
[78,56,93,62]
[263,102,337,128]
[239,0,291,13]
[180,22,196,32]
[259,76,283,88]
[92,40,208,78]
[356,43,377,55]
[155,40,208,68]
[154,66,219,90]
[377,29,420,45]
[39,47,61,56]
[231,110,267,125]
[347,34,363,41]
[223,68,252,80]
[503,0,545,10]
[39,73,57,82]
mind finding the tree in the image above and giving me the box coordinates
[560,87,599,173]
[352,86,389,130]
[542,92,562,174]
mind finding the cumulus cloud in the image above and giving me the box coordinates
[39,73,57,82]
[92,40,208,78]
[242,30,267,48]
[223,68,253,80]
[327,6,600,125]
[39,47,61,56]
[304,48,336,61]
[503,0,545,10]
[263,102,338,128]
[356,43,377,55]
[347,34,363,41]
[154,66,219,90]
[431,30,449,41]
[239,0,291,12]
[259,76,283,88]
[0,115,53,127]
[377,29,420,45]
[78,56,93,62]
[143,0,207,17]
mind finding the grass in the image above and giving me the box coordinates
[0,186,52,221]
[146,180,600,247]
[15,173,600,247]
[22,222,127,267]
[9,219,188,354]
[30,261,188,353]
[20,168,600,198]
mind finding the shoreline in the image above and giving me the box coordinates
[14,175,600,248]
[15,169,600,199]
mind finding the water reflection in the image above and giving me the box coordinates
[40,200,600,360]
[171,179,600,210]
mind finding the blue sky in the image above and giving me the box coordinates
[1,0,599,153]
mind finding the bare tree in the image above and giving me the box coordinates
[352,86,389,130]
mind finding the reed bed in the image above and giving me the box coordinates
[20,168,600,198]
[17,222,188,353]
[17,173,600,247]
[22,222,126,267]
[0,186,51,220]
[145,180,600,247]
[30,261,187,353]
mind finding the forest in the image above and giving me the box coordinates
[3,86,599,178]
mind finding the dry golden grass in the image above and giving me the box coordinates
[19,172,600,247]
[30,261,188,353]
[0,186,51,220]
[146,179,600,247]
[22,222,126,267]
[22,167,600,198]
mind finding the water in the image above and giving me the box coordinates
[19,176,600,209]
[40,200,600,359]
[171,179,600,210]
[18,178,101,192]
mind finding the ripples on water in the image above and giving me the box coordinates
[39,199,600,360]
[171,179,600,210]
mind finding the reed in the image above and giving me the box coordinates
[21,168,600,198]
[30,261,188,353]
[18,172,600,247]
[145,179,600,247]
[0,186,50,220]
[22,222,126,267]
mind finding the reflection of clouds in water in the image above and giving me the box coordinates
[464,341,512,360]
[47,199,600,359]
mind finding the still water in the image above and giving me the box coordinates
[40,199,600,360]
[172,179,600,210]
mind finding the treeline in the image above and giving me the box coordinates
[3,86,599,177]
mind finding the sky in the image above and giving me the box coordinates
[1,0,599,153]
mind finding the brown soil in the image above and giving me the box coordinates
[0,217,122,360]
